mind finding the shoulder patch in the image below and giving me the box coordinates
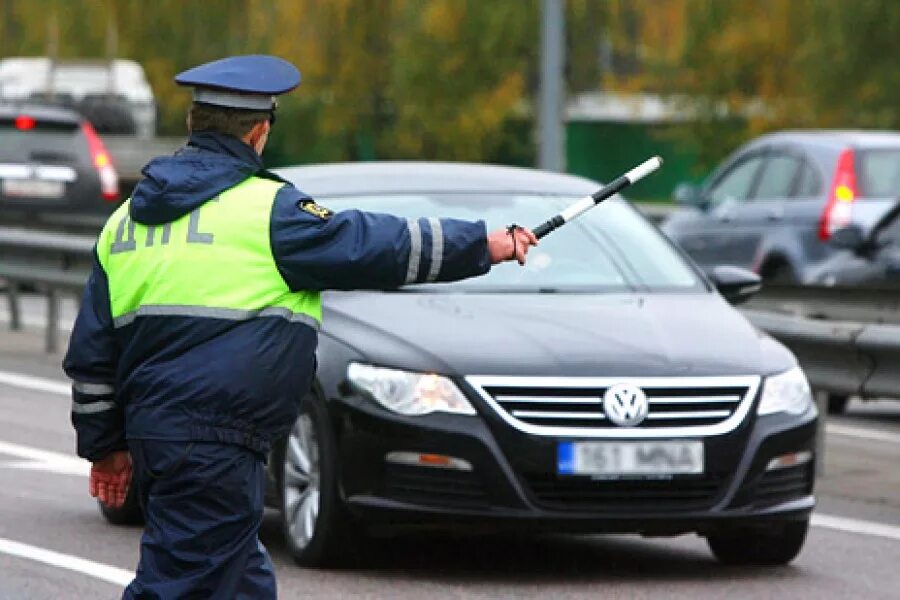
[298,199,333,220]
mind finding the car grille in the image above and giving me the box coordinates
[381,464,490,509]
[524,473,725,512]
[466,376,760,438]
[754,464,814,507]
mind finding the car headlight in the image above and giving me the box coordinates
[347,363,476,416]
[757,366,814,416]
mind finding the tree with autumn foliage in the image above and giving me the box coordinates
[1,0,897,171]
[0,0,541,165]
[655,0,900,168]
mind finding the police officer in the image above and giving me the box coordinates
[63,55,536,599]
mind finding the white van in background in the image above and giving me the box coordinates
[0,57,157,138]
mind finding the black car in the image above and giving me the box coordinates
[101,162,818,569]
[807,200,900,288]
[270,163,818,566]
[0,103,119,229]
[663,130,900,282]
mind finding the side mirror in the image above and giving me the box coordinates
[707,265,761,305]
[673,182,705,208]
[829,225,866,251]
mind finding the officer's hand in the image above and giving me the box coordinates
[90,450,132,509]
[487,227,538,266]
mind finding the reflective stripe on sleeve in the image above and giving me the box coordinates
[425,218,444,282]
[113,305,321,330]
[73,382,115,396]
[405,218,423,284]
[71,400,117,415]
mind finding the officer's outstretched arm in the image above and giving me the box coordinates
[270,187,492,290]
[62,253,126,462]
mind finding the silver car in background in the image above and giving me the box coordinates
[663,130,900,283]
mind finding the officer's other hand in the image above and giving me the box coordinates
[90,450,132,508]
[487,227,538,266]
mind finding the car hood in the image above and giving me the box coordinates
[321,291,794,378]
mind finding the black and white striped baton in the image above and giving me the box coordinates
[531,156,664,239]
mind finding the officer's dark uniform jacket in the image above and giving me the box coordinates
[63,132,491,460]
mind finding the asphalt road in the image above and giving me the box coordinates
[0,308,899,598]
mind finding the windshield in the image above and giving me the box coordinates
[321,193,703,292]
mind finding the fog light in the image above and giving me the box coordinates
[385,451,473,471]
[766,450,813,471]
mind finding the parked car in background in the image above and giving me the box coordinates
[663,131,900,283]
[0,57,157,137]
[806,201,900,289]
[0,103,119,229]
[102,163,818,570]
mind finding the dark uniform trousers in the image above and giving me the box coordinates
[123,440,276,599]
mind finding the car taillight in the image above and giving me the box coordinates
[15,115,36,130]
[818,148,858,240]
[81,121,119,201]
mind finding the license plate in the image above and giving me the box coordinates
[558,441,704,477]
[2,179,64,198]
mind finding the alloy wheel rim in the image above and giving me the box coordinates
[283,413,321,550]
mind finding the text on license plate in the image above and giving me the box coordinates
[558,441,704,476]
[2,179,65,198]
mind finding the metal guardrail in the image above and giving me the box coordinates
[0,226,93,352]
[740,284,900,400]
[1,225,898,403]
[744,283,900,324]
[742,309,900,398]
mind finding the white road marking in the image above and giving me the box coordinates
[0,440,89,476]
[0,536,133,586]
[0,369,70,396]
[812,513,900,542]
[0,371,88,476]
[827,423,900,445]
[1,458,88,476]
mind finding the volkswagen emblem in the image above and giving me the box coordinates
[603,383,649,427]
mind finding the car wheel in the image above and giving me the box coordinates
[827,394,849,415]
[98,481,144,526]
[707,519,809,566]
[280,393,358,567]
[762,262,797,285]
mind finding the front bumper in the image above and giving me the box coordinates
[332,391,817,535]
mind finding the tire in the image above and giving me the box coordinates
[98,481,144,526]
[827,394,849,415]
[279,393,359,567]
[707,519,809,566]
[762,262,797,285]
